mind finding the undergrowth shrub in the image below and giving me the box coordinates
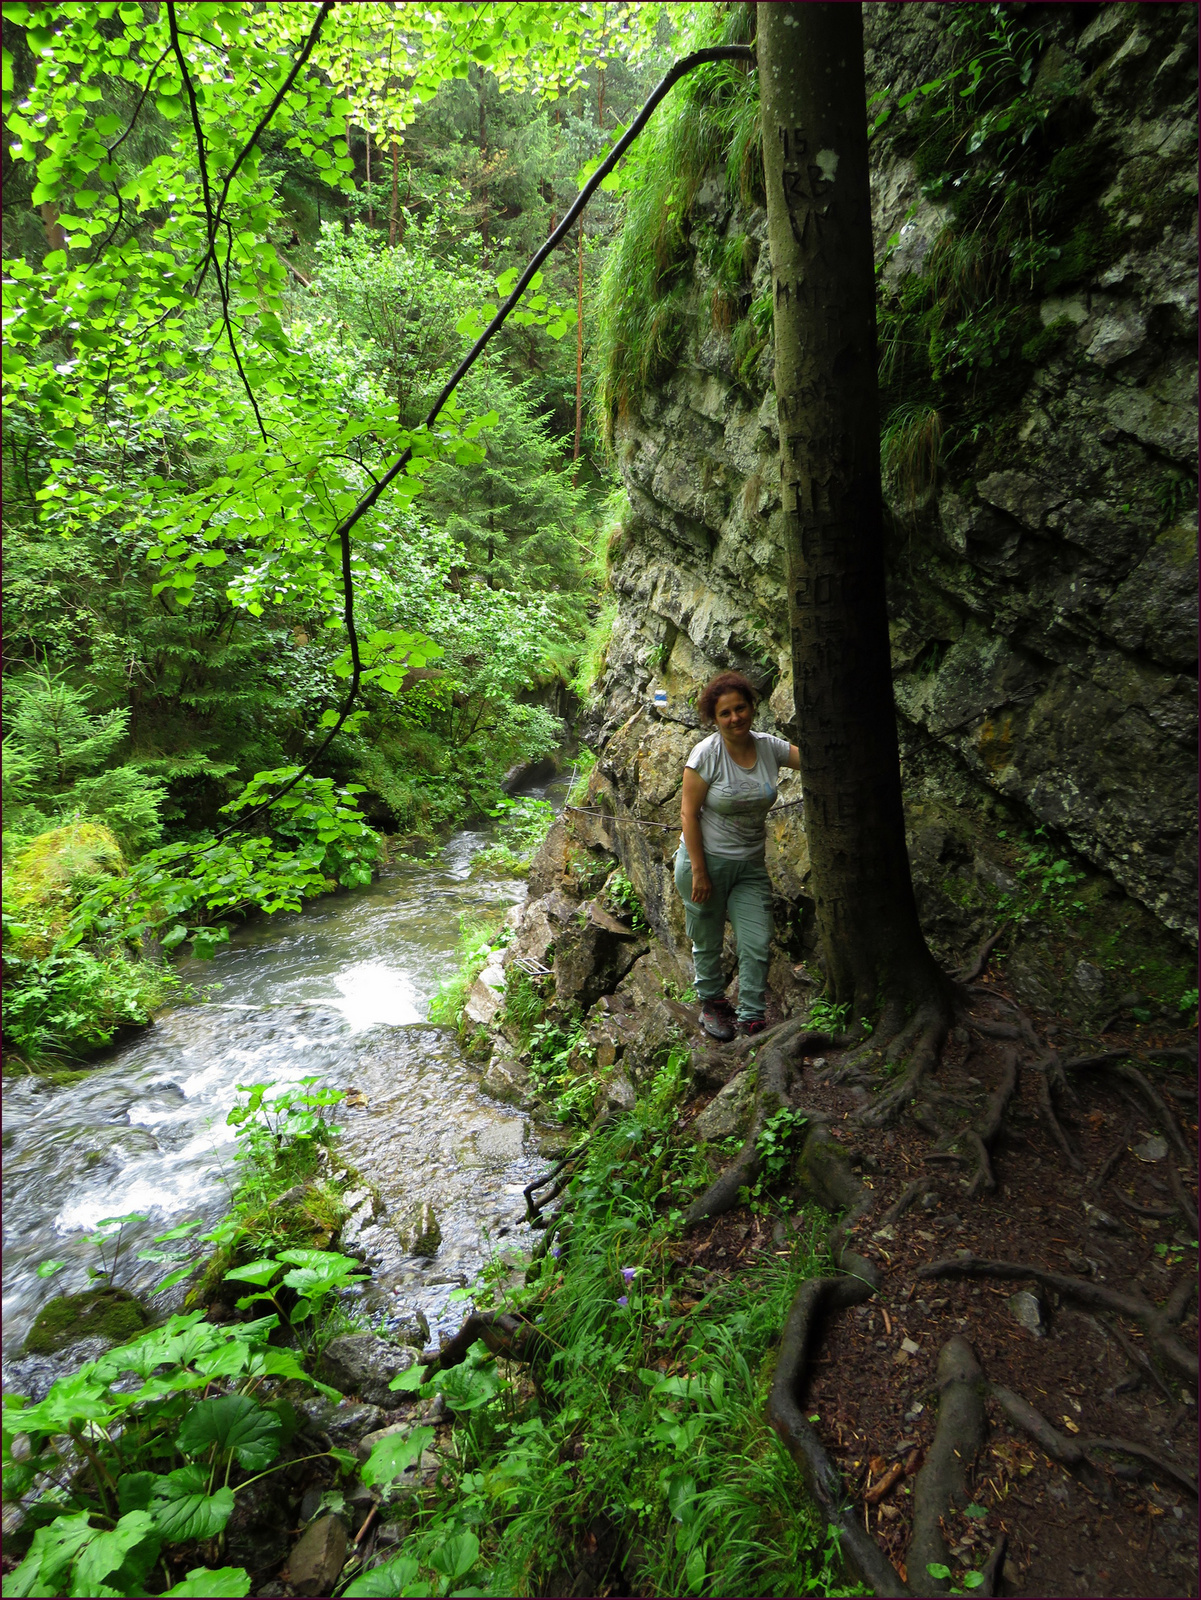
[350,1097,848,1599]
[427,910,509,1030]
[471,796,556,879]
[593,5,758,442]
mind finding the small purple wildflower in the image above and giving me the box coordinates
[616,1295,629,1307]
[551,1246,561,1259]
[620,1266,637,1283]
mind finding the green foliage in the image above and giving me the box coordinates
[565,747,598,806]
[2,929,177,1064]
[1,670,167,850]
[873,5,1133,479]
[807,997,850,1033]
[427,909,510,1029]
[991,825,1086,924]
[1,1305,342,1600]
[360,1425,437,1491]
[472,796,556,879]
[572,598,618,700]
[347,1099,848,1599]
[739,1109,809,1211]
[604,867,649,933]
[594,5,759,440]
[526,1014,597,1124]
[224,1248,368,1351]
[926,1561,986,1594]
[1153,468,1198,529]
[881,402,944,513]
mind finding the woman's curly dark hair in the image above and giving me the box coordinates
[698,671,758,724]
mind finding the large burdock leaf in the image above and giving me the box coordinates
[344,1556,421,1597]
[70,1509,160,1598]
[428,1531,480,1584]
[162,1567,251,1596]
[177,1394,281,1470]
[151,1465,236,1542]
[360,1425,435,1490]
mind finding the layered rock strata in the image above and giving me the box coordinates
[584,2,1196,1010]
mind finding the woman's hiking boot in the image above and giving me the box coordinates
[740,1017,767,1037]
[699,998,737,1041]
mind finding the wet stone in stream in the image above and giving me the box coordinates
[2,803,571,1370]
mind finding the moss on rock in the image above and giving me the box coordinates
[5,820,126,912]
[23,1286,148,1356]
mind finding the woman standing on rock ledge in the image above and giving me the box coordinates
[675,671,801,1041]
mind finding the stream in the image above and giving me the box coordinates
[2,782,569,1374]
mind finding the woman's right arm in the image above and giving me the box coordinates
[681,767,712,903]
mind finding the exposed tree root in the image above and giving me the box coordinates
[990,1383,1086,1466]
[877,1176,942,1231]
[991,1378,1197,1496]
[424,1311,545,1374]
[915,1255,1198,1382]
[856,1060,929,1128]
[908,1338,989,1596]
[523,1135,592,1224]
[1066,1057,1194,1168]
[966,1048,1018,1199]
[1098,1315,1178,1406]
[1107,1187,1176,1220]
[681,1024,831,1222]
[726,1017,828,1062]
[765,1276,907,1597]
[1079,1437,1198,1499]
[955,928,1003,984]
[1033,1059,1083,1171]
[977,1535,1008,1598]
[1087,1117,1135,1191]
[1167,1155,1199,1235]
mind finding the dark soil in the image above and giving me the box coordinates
[672,961,1198,1598]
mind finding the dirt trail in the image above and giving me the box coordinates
[672,971,1197,1597]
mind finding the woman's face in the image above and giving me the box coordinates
[714,692,753,738]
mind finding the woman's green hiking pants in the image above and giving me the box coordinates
[673,843,772,1022]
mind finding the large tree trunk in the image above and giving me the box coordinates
[757,1,948,1031]
[572,223,584,484]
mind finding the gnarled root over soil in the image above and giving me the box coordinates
[767,1275,907,1598]
[916,1254,1198,1383]
[908,1337,989,1596]
[683,1029,829,1228]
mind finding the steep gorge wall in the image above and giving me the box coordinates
[583,2,1197,1017]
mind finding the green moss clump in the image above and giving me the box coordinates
[1020,314,1078,366]
[23,1287,148,1355]
[1041,216,1126,293]
[4,820,125,914]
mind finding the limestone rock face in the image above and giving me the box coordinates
[481,1053,534,1107]
[395,1201,441,1258]
[285,1514,349,1597]
[319,1333,419,1408]
[584,1,1196,954]
[692,1071,756,1142]
[552,904,647,1013]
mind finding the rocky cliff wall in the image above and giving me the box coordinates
[582,2,1197,1020]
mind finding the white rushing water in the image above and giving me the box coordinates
[2,800,569,1364]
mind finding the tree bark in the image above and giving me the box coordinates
[40,202,68,254]
[390,136,400,246]
[757,2,947,1024]
[365,125,373,226]
[572,224,584,484]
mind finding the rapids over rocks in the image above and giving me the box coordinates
[2,790,569,1380]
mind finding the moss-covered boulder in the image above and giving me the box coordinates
[23,1286,148,1356]
[5,821,126,914]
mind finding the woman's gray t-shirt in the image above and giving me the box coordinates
[682,731,792,859]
